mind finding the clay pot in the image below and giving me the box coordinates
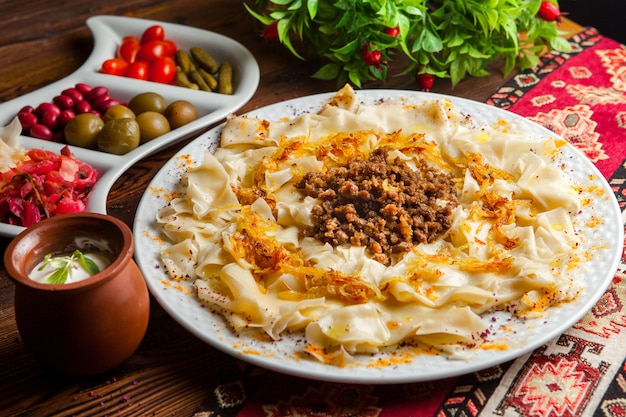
[4,213,150,377]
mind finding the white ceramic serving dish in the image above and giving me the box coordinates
[0,14,259,237]
[134,89,623,384]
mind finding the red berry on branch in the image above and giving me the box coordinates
[262,21,279,40]
[384,27,400,37]
[416,73,435,92]
[537,1,566,22]
[362,43,381,67]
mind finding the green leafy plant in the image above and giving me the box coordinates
[39,250,100,284]
[246,0,571,88]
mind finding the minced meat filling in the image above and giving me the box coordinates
[295,146,459,265]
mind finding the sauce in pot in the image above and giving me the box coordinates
[28,236,114,284]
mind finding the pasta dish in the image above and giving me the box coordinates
[156,85,584,363]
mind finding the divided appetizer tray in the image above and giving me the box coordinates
[0,14,259,238]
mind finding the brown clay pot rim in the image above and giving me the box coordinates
[4,213,134,292]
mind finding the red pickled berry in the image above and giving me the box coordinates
[58,109,76,128]
[75,83,93,94]
[84,86,108,102]
[41,110,60,131]
[74,100,92,114]
[34,102,61,117]
[17,111,38,131]
[91,93,112,111]
[61,88,83,102]
[53,95,75,110]
[18,105,35,114]
[52,131,65,143]
[98,98,121,112]
[29,124,53,140]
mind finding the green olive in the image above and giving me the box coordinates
[102,105,135,123]
[64,113,104,149]
[96,118,141,155]
[136,111,171,144]
[127,92,167,115]
[164,100,199,129]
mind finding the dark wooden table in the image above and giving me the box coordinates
[0,2,583,415]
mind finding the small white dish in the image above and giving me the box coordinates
[0,15,259,237]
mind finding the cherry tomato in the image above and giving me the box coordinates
[98,26,179,83]
[140,25,165,44]
[161,40,177,57]
[126,61,150,80]
[150,56,177,84]
[137,41,170,62]
[118,36,141,63]
[101,58,128,76]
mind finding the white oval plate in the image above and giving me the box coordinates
[0,14,259,237]
[134,90,623,384]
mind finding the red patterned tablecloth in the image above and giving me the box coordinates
[191,28,626,417]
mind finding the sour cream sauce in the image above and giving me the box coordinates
[28,236,114,284]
